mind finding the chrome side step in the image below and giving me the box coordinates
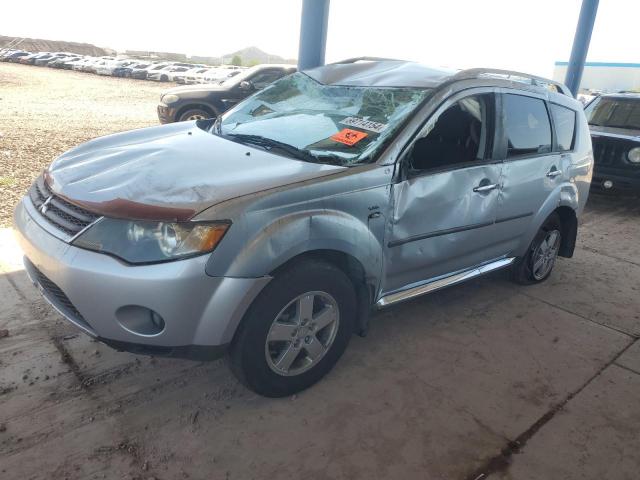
[376,257,515,308]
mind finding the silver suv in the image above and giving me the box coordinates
[14,59,593,397]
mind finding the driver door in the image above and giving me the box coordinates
[382,89,508,294]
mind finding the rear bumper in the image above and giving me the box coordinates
[14,197,271,358]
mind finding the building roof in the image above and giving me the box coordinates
[600,92,640,99]
[555,61,640,68]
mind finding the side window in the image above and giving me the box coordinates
[410,94,493,172]
[251,71,285,89]
[550,103,576,152]
[503,94,552,158]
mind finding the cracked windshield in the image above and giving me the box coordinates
[217,72,430,164]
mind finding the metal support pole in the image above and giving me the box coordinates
[298,0,330,71]
[565,0,599,97]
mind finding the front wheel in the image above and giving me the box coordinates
[512,213,562,285]
[230,259,356,397]
[178,108,212,122]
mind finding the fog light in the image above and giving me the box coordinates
[116,305,165,336]
[603,180,614,189]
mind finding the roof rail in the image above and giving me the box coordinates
[453,68,572,96]
[329,56,402,65]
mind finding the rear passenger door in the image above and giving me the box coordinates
[493,92,569,252]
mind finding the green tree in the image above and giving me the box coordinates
[231,55,242,66]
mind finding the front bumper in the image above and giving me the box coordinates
[157,104,177,124]
[592,167,640,193]
[14,197,270,358]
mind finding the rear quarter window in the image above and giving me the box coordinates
[550,103,576,152]
[503,94,552,158]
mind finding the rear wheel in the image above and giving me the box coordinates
[230,259,356,397]
[178,108,213,122]
[512,213,562,284]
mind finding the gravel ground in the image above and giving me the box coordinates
[0,63,168,227]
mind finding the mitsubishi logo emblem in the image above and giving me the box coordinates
[40,196,52,215]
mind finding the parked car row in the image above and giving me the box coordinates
[0,49,248,84]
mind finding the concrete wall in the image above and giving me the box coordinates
[553,62,640,92]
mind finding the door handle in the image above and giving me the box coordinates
[473,183,499,193]
[546,168,562,178]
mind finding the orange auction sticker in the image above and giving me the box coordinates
[330,128,368,146]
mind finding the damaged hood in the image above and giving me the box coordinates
[46,122,345,221]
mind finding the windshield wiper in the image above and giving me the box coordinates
[223,133,335,164]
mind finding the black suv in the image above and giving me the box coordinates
[585,93,640,193]
[157,64,296,123]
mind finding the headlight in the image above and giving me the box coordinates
[73,218,230,264]
[162,94,179,104]
[628,147,640,164]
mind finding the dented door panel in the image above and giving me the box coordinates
[382,163,504,294]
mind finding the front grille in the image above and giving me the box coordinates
[29,175,101,236]
[24,258,94,333]
[591,136,639,167]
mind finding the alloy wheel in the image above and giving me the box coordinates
[265,291,340,376]
[531,229,561,280]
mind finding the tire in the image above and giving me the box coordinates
[160,74,168,82]
[230,259,356,397]
[512,213,562,285]
[178,108,213,122]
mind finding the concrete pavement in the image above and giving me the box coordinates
[1,194,639,480]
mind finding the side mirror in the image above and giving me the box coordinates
[239,80,254,91]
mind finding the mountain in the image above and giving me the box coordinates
[221,46,296,66]
[1,35,295,66]
[0,35,114,56]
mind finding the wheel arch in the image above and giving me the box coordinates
[205,207,385,336]
[515,182,580,259]
[270,250,375,337]
[554,205,577,258]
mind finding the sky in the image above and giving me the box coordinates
[1,0,638,77]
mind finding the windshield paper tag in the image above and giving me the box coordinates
[331,128,368,146]
[340,117,387,133]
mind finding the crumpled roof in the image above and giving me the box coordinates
[303,60,457,88]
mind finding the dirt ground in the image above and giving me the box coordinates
[2,62,640,480]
